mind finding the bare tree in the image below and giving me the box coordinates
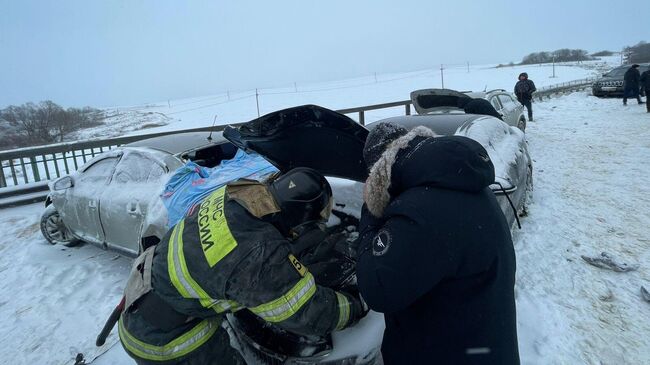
[0,101,105,149]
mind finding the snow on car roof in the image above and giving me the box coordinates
[125,131,229,156]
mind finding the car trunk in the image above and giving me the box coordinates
[223,104,369,182]
[410,88,469,114]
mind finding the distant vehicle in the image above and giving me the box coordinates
[592,63,650,97]
[410,88,528,131]
[40,132,237,256]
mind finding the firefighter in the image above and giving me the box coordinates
[118,167,365,365]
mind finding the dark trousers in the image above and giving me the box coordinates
[623,86,642,104]
[520,99,533,120]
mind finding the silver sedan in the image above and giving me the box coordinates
[40,132,235,256]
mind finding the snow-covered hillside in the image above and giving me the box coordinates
[76,58,617,140]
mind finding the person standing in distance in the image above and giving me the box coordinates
[514,72,536,121]
[624,64,643,106]
[641,67,650,113]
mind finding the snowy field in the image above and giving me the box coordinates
[2,90,649,365]
[82,60,610,139]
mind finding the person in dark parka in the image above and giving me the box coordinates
[641,68,650,112]
[356,122,520,365]
[623,64,642,105]
[514,72,536,121]
[457,96,503,120]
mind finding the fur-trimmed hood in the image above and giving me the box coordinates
[363,126,495,217]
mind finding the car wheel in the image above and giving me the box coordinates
[40,205,80,247]
[517,117,526,132]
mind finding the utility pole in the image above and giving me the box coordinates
[551,54,557,78]
[374,72,377,83]
[227,90,230,101]
[294,82,297,93]
[255,88,260,117]
[620,51,624,65]
[467,61,470,73]
[440,64,445,88]
[168,100,170,108]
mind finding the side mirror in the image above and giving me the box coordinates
[53,176,73,190]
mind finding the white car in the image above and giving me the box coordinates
[411,88,528,131]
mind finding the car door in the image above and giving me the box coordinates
[99,150,167,256]
[59,155,120,244]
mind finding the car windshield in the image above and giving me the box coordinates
[604,68,627,77]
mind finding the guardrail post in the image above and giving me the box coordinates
[52,153,61,178]
[19,158,29,184]
[359,111,365,126]
[30,156,41,182]
[42,155,51,180]
[0,163,6,188]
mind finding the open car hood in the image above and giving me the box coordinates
[410,88,469,114]
[223,105,369,182]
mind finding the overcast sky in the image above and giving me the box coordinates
[0,0,647,108]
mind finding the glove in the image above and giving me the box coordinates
[355,204,383,258]
[290,224,328,256]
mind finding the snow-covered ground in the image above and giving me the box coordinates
[2,90,648,365]
[514,93,650,364]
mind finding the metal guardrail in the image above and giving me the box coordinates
[0,101,412,190]
[534,77,597,101]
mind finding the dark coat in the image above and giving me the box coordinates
[514,78,536,102]
[462,98,503,120]
[624,67,641,97]
[357,127,520,365]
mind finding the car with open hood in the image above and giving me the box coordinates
[226,103,531,234]
[410,88,528,131]
[221,104,531,363]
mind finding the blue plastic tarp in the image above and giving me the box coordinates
[162,149,278,228]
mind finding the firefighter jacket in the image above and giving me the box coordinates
[118,181,361,363]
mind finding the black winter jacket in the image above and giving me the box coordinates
[624,67,641,89]
[356,128,520,365]
[514,79,536,102]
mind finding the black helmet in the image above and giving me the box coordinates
[269,168,332,234]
